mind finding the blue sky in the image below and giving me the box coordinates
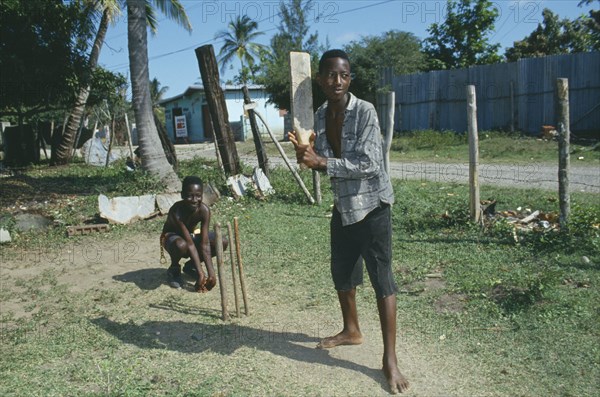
[98,0,595,98]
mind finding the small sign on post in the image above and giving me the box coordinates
[174,115,188,139]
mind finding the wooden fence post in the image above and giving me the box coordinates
[195,45,241,175]
[242,85,269,178]
[466,85,480,223]
[377,91,395,175]
[556,78,570,231]
[105,116,115,167]
[124,113,134,159]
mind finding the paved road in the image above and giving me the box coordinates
[174,143,600,193]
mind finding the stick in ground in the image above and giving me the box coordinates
[214,222,229,321]
[227,222,241,317]
[234,217,249,315]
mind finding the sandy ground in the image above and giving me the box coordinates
[0,230,502,396]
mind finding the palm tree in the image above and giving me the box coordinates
[149,77,168,118]
[214,15,266,84]
[126,0,191,191]
[53,0,120,165]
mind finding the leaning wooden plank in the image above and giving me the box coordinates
[253,111,315,205]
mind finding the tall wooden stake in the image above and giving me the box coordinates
[105,116,115,167]
[234,217,249,315]
[215,222,229,321]
[195,45,241,175]
[312,171,322,205]
[556,78,570,231]
[227,222,241,317]
[124,112,134,159]
[377,91,395,175]
[466,85,480,223]
[242,85,269,178]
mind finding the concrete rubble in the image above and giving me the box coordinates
[226,167,274,199]
[0,228,11,243]
[98,194,157,224]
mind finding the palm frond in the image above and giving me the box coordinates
[145,1,159,34]
[151,0,192,32]
[214,14,266,81]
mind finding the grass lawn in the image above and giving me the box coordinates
[0,142,598,396]
[389,130,600,165]
[238,129,600,166]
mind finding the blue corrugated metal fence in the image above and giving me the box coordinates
[391,52,600,135]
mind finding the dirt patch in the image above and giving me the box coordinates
[0,229,497,396]
[423,277,446,291]
[433,293,467,314]
[401,276,466,314]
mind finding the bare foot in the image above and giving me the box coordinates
[316,330,363,349]
[194,280,208,293]
[205,274,217,291]
[383,359,409,394]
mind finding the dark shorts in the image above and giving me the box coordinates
[330,203,398,299]
[161,232,203,256]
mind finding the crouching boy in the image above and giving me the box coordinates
[160,176,226,292]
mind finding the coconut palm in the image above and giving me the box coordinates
[150,77,168,116]
[214,15,266,84]
[127,0,191,191]
[53,0,120,165]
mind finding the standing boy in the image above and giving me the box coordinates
[161,176,219,292]
[289,49,409,394]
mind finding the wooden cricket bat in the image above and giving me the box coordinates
[289,51,314,145]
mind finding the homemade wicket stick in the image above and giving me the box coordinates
[227,222,241,317]
[214,222,229,321]
[234,217,249,315]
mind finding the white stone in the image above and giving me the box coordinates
[226,174,253,198]
[0,228,11,243]
[253,167,274,195]
[98,194,156,224]
[156,193,181,215]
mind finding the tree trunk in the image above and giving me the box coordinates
[53,8,110,165]
[195,45,241,175]
[127,0,180,192]
[154,112,178,170]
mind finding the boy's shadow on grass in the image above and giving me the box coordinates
[113,268,166,290]
[91,317,388,393]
